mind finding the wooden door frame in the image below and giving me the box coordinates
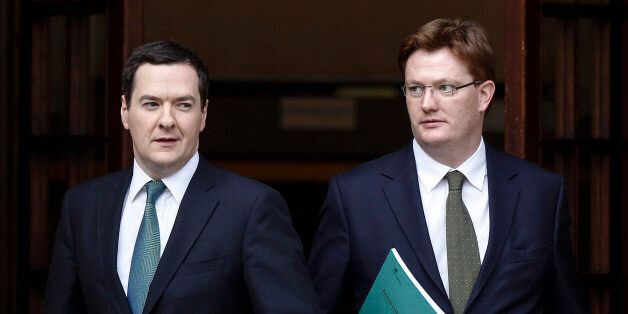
[0,0,21,312]
[2,0,143,311]
[106,0,142,171]
[504,1,541,162]
[505,0,627,312]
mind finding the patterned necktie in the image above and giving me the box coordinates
[127,180,166,314]
[445,171,480,314]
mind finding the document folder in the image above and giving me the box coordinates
[360,248,444,314]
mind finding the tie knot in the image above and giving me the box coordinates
[445,170,465,191]
[145,180,166,204]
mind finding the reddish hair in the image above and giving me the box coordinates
[398,18,495,81]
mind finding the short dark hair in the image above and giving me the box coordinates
[398,18,495,82]
[121,40,209,107]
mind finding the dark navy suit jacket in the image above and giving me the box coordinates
[44,157,321,313]
[308,143,588,313]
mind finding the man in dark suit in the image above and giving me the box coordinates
[308,18,587,313]
[44,40,321,313]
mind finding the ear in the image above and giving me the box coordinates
[199,99,208,132]
[477,80,495,113]
[121,95,130,130]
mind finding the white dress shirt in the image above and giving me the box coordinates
[117,152,199,295]
[412,138,490,296]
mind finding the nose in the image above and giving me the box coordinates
[158,103,175,128]
[420,87,438,112]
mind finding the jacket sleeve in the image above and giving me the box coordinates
[543,178,590,313]
[307,177,354,313]
[43,190,87,314]
[242,187,322,314]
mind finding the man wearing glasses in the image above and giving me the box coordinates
[308,18,587,313]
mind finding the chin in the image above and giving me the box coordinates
[148,155,182,169]
[416,134,451,147]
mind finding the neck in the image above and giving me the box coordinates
[418,136,482,168]
[135,159,185,181]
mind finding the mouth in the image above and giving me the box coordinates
[153,137,179,145]
[420,119,445,127]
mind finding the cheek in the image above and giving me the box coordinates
[128,119,153,137]
[406,106,421,122]
[458,107,480,129]
[179,118,203,135]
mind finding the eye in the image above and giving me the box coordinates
[142,102,159,110]
[438,84,455,93]
[407,85,424,95]
[177,103,193,111]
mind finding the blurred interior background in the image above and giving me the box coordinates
[1,0,627,313]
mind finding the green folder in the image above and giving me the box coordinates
[360,248,444,314]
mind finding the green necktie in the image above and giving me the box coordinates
[128,180,166,314]
[445,171,480,314]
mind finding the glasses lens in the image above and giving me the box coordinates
[414,87,423,97]
[407,86,423,97]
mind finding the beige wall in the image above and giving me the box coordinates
[144,1,505,81]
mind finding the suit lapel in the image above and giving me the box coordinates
[467,146,520,308]
[382,145,450,309]
[143,158,218,313]
[97,169,133,314]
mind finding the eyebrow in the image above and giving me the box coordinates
[406,78,460,85]
[138,95,160,102]
[432,78,453,85]
[137,95,197,102]
[174,95,196,102]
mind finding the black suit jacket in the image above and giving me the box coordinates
[45,157,321,313]
[308,143,588,313]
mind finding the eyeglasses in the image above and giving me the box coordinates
[401,80,485,98]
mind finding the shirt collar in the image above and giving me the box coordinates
[412,138,487,192]
[413,140,450,192]
[456,138,487,190]
[128,152,200,204]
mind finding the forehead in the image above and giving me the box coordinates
[404,47,472,82]
[132,63,199,98]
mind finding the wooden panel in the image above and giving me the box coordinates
[68,16,89,134]
[554,19,576,139]
[504,0,540,160]
[0,0,20,311]
[24,2,122,313]
[28,157,54,270]
[106,0,142,171]
[590,154,610,272]
[591,21,611,139]
[554,148,581,258]
[589,21,611,275]
[31,20,50,135]
[552,17,581,260]
[620,1,628,311]
[29,148,107,270]
[590,288,611,314]
[509,0,624,312]
[121,0,143,167]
